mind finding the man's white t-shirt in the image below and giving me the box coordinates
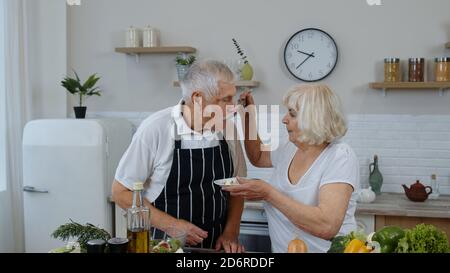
[265,139,360,253]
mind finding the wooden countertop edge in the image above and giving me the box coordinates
[243,194,450,219]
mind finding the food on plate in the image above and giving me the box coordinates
[287,237,308,253]
[150,238,183,253]
[214,177,239,186]
[224,178,239,186]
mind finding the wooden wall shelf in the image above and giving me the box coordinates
[173,80,260,88]
[115,46,196,62]
[115,46,196,54]
[369,82,450,96]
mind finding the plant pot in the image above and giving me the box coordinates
[74,106,87,119]
[176,64,190,81]
[240,63,254,81]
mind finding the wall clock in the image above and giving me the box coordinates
[284,28,338,82]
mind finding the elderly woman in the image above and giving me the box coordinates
[224,84,359,253]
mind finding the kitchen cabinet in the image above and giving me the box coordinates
[356,193,450,240]
[375,216,450,241]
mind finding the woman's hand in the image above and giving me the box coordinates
[222,177,273,201]
[238,89,255,108]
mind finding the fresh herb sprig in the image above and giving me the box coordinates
[232,38,249,64]
[51,219,111,252]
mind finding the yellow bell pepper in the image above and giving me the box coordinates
[344,239,369,253]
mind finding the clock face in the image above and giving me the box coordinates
[284,28,338,82]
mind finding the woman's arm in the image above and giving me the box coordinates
[239,91,272,168]
[266,183,353,240]
[225,179,353,240]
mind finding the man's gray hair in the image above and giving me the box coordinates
[180,60,234,101]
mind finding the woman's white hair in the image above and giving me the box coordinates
[180,60,234,101]
[283,84,347,145]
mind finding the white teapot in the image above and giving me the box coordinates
[357,187,376,203]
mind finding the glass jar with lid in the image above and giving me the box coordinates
[384,58,401,82]
[408,58,425,82]
[435,57,450,82]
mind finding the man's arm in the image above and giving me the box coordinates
[112,180,208,245]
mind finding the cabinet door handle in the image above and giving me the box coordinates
[23,186,49,193]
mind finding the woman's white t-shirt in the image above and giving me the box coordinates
[264,139,360,253]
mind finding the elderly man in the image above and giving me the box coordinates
[112,60,247,252]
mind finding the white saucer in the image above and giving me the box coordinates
[214,177,239,187]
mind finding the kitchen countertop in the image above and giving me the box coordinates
[244,193,450,219]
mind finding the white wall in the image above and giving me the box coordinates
[68,0,450,114]
[27,0,67,118]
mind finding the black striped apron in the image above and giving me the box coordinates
[151,132,234,248]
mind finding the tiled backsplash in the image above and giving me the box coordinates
[345,115,450,195]
[89,112,450,195]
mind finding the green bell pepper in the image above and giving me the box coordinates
[371,226,405,253]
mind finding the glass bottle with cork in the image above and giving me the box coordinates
[127,182,151,253]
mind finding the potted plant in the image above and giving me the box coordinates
[232,38,253,81]
[175,55,196,81]
[61,71,101,119]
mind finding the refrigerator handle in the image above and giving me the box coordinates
[23,186,49,193]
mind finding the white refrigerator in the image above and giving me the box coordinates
[22,119,133,252]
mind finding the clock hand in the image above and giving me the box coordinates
[296,53,314,69]
[297,50,315,58]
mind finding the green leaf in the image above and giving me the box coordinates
[61,71,102,106]
[73,70,81,82]
[83,74,100,90]
[175,55,196,65]
[51,219,111,251]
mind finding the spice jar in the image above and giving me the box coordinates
[408,58,425,82]
[107,238,129,253]
[384,58,401,82]
[435,57,450,82]
[86,239,107,253]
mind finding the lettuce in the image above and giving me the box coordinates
[395,224,449,253]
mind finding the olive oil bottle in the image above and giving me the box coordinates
[127,182,151,253]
